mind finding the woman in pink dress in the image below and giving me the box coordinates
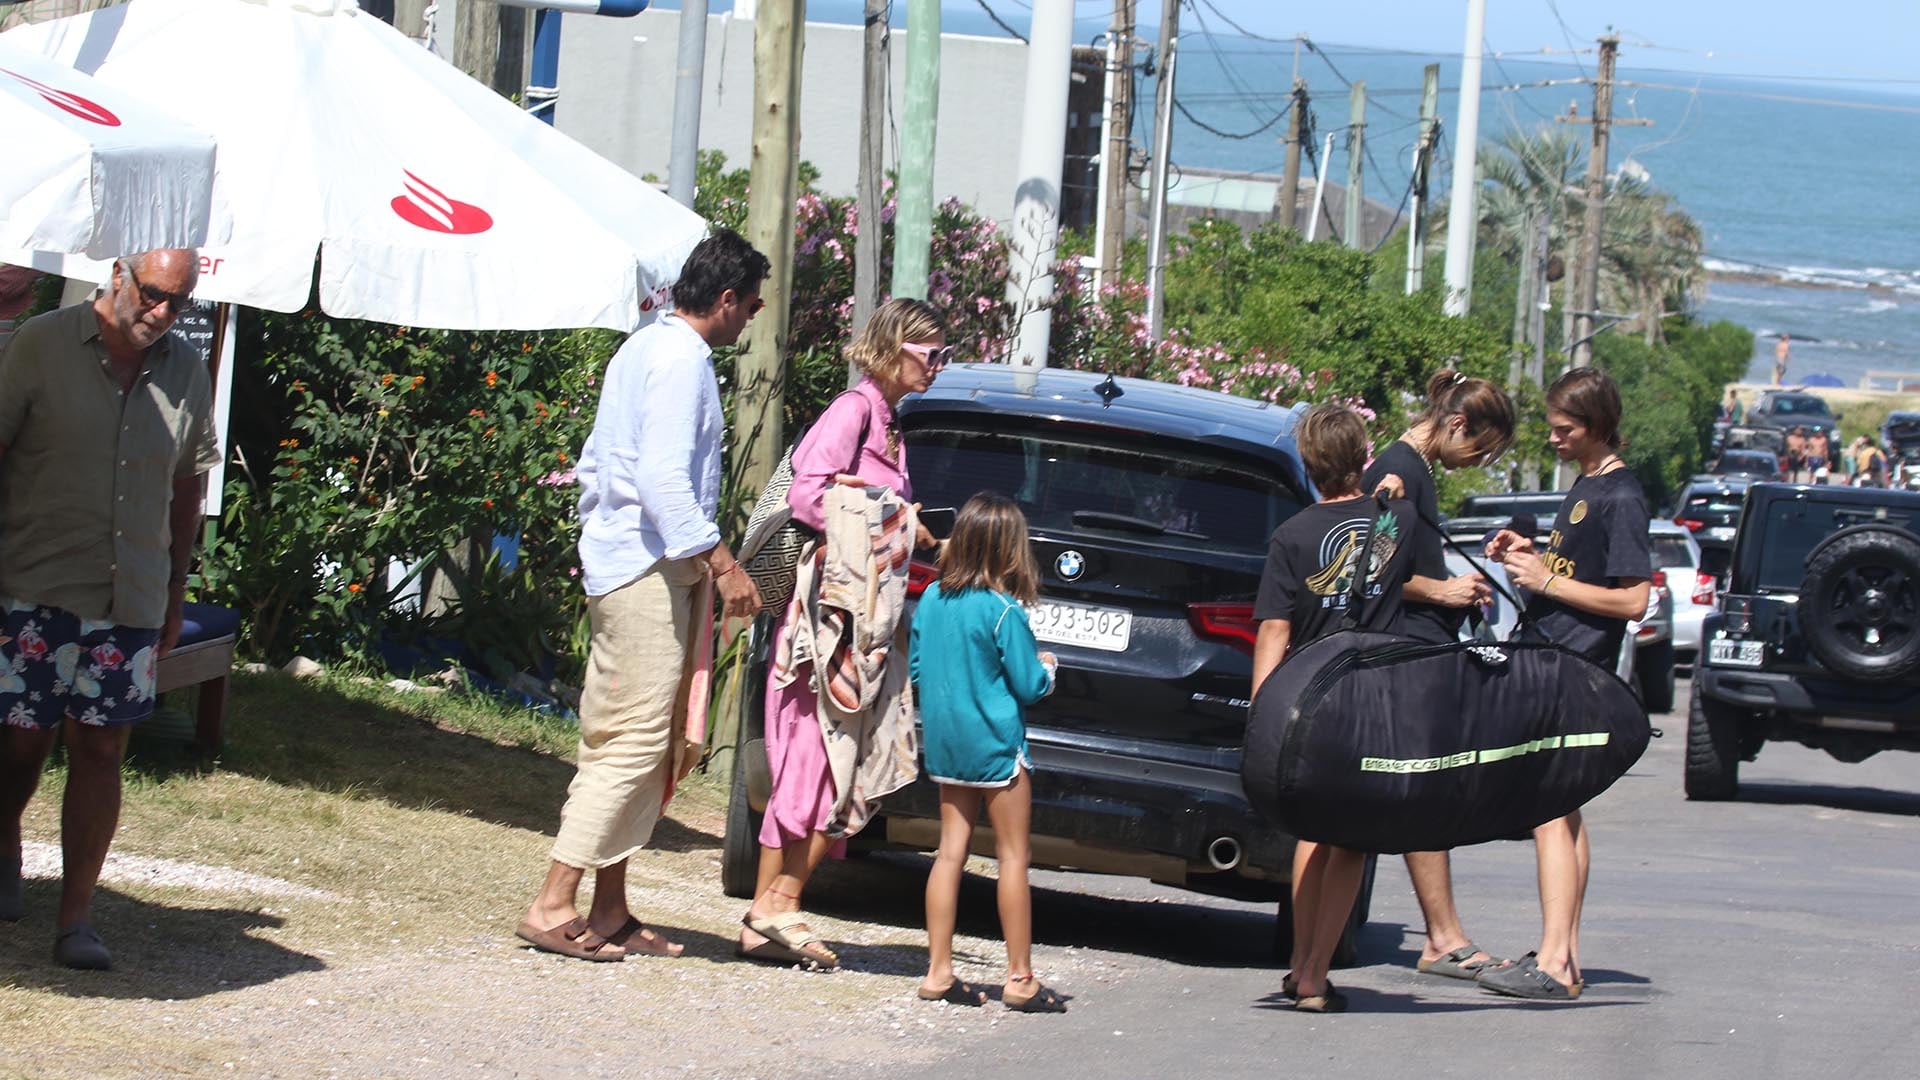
[737,298,949,969]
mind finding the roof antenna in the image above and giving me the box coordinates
[1094,372,1124,408]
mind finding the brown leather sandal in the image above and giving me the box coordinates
[515,917,626,962]
[605,916,684,957]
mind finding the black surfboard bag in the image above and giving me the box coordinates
[1241,631,1649,854]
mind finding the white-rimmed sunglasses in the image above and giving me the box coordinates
[901,342,956,369]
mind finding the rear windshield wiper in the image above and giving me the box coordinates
[1071,509,1209,541]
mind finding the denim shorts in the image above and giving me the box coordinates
[0,601,160,729]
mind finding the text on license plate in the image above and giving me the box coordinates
[1709,638,1764,668]
[1029,600,1132,652]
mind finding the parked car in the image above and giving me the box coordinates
[1455,490,1570,523]
[1744,390,1842,443]
[722,367,1373,963]
[1650,519,1713,670]
[1670,477,1751,584]
[1710,449,1783,481]
[1687,481,1920,799]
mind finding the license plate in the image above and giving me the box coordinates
[1029,599,1132,652]
[1709,637,1764,668]
[1706,527,1736,542]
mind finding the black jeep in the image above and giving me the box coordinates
[721,366,1374,962]
[1686,481,1920,799]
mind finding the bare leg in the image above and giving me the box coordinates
[581,858,682,955]
[982,770,1037,1000]
[57,722,132,930]
[1295,846,1365,999]
[741,832,839,963]
[1,724,60,864]
[1569,812,1591,983]
[1288,840,1325,977]
[1405,850,1491,967]
[1527,812,1582,991]
[524,859,588,930]
[922,784,981,995]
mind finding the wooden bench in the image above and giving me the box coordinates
[154,603,241,755]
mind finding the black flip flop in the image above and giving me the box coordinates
[917,979,988,1006]
[1004,982,1068,1013]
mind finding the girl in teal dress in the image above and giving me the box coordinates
[908,492,1065,1012]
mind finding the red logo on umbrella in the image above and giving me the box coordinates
[2,67,121,127]
[391,171,493,235]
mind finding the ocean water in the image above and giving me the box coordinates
[784,4,1920,386]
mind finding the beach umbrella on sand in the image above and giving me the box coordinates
[1,38,222,257]
[1,0,707,332]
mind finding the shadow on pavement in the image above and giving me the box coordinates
[1252,986,1646,1014]
[0,885,323,1000]
[1734,781,1920,818]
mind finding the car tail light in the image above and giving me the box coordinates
[1723,595,1753,634]
[1673,517,1705,532]
[907,559,938,599]
[1692,571,1716,606]
[1188,602,1259,657]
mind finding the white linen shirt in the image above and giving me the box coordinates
[576,314,723,596]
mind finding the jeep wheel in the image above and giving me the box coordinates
[1638,639,1676,714]
[721,746,763,899]
[1272,854,1376,968]
[1801,528,1920,681]
[1684,678,1743,801]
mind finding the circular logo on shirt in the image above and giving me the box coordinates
[1568,499,1589,525]
[1055,550,1086,581]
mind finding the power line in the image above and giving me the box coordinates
[972,0,1024,42]
[1174,96,1294,140]
[1544,0,1591,78]
[1614,80,1920,114]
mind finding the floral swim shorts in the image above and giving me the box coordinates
[0,601,160,729]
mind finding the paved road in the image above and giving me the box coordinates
[815,679,1920,1080]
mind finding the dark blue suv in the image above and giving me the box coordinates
[722,366,1374,962]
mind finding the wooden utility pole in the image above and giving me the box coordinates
[1405,63,1440,293]
[453,1,526,99]
[1568,35,1619,369]
[891,0,942,300]
[1096,0,1136,289]
[1142,0,1180,343]
[1343,81,1366,248]
[1277,79,1308,232]
[853,0,889,355]
[736,0,804,507]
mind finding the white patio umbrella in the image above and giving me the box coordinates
[0,38,220,257]
[1,0,708,332]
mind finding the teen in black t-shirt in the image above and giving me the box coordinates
[1481,368,1651,1003]
[1253,496,1417,646]
[1358,370,1518,985]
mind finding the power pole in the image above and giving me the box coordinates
[1277,78,1308,232]
[1509,205,1534,385]
[1564,34,1648,368]
[1142,0,1180,343]
[1344,80,1366,248]
[890,0,941,300]
[736,0,804,505]
[1305,131,1334,242]
[1405,63,1439,293]
[667,0,711,208]
[1005,0,1077,367]
[853,0,889,354]
[1095,0,1136,290]
[1441,0,1486,317]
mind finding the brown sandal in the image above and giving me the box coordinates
[515,917,626,962]
[605,916,684,957]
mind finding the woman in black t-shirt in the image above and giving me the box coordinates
[1482,368,1652,1002]
[1359,370,1517,984]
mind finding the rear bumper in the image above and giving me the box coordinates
[1696,665,1920,726]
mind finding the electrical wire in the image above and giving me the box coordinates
[972,0,1025,43]
[1174,97,1293,140]
[1544,0,1591,78]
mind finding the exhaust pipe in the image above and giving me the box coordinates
[1206,835,1243,871]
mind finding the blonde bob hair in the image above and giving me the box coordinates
[846,297,945,384]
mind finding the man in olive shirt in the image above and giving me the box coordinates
[0,249,219,970]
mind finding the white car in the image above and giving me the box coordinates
[1649,518,1712,667]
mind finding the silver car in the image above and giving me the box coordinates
[1649,519,1712,667]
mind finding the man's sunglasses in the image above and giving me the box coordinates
[901,342,956,369]
[123,263,193,312]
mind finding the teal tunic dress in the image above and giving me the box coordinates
[908,583,1055,787]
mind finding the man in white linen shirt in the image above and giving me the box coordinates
[517,229,767,962]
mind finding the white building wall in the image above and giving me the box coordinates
[555,9,1031,224]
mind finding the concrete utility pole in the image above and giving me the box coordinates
[1305,131,1334,242]
[890,0,941,300]
[736,0,804,504]
[1569,35,1620,369]
[1095,0,1136,289]
[1142,0,1180,343]
[853,0,889,352]
[1005,0,1077,367]
[1405,63,1439,294]
[1441,0,1486,317]
[667,0,711,207]
[1277,78,1308,232]
[1344,80,1366,248]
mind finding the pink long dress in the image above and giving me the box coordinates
[758,378,912,848]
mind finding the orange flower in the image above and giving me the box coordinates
[484,427,497,438]
[468,408,485,418]
[290,380,308,393]
[522,342,533,353]
[482,499,495,509]
[411,375,426,389]
[485,370,499,388]
[381,373,395,386]
[346,455,360,465]
[556,451,569,463]
[347,583,363,593]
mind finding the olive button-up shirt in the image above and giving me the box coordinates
[0,302,220,630]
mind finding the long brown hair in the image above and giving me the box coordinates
[938,492,1040,605]
[1546,367,1625,450]
[1417,369,1516,461]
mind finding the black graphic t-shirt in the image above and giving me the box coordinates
[1255,496,1419,650]
[1528,468,1653,664]
[1360,440,1460,644]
